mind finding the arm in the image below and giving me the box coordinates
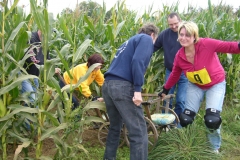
[153,32,163,53]
[159,55,182,99]
[203,38,240,54]
[94,70,104,86]
[131,35,153,106]
[132,36,153,92]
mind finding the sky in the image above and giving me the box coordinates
[17,0,240,18]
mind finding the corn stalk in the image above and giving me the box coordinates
[29,0,52,158]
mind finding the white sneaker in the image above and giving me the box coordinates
[213,149,219,154]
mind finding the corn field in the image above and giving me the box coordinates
[0,0,240,159]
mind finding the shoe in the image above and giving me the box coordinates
[213,149,219,154]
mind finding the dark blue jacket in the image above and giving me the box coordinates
[154,28,182,71]
[23,31,50,76]
[104,34,154,92]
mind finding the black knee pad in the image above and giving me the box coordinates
[180,109,196,127]
[204,108,222,130]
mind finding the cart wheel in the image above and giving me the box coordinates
[98,122,125,147]
[158,106,180,132]
[124,117,158,151]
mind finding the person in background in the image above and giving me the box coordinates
[154,12,188,122]
[159,21,240,153]
[22,30,61,106]
[22,30,61,130]
[102,23,159,160]
[59,53,104,110]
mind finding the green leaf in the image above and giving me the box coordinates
[115,21,125,38]
[30,0,45,32]
[83,101,106,112]
[0,75,39,96]
[73,39,92,63]
[0,106,39,121]
[42,111,60,126]
[4,22,25,53]
[4,0,20,19]
[40,123,68,141]
[59,17,74,46]
[45,59,58,81]
[15,31,28,61]
[0,120,12,137]
[84,15,96,33]
[47,77,62,97]
[54,44,73,79]
[47,94,62,112]
[7,130,30,143]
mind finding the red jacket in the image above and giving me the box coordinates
[165,38,240,89]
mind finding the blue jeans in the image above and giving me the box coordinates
[102,80,148,160]
[165,69,188,118]
[21,78,39,104]
[21,78,39,130]
[185,80,226,150]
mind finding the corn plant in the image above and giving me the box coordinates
[0,0,41,159]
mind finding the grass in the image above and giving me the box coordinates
[74,101,240,160]
[148,124,220,160]
[77,144,130,160]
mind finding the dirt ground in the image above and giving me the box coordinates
[5,128,100,159]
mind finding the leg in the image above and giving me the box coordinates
[33,78,39,92]
[102,80,148,160]
[205,81,226,150]
[180,82,204,126]
[21,79,38,104]
[175,72,188,117]
[21,78,39,130]
[184,82,204,113]
[102,81,124,160]
[164,69,176,110]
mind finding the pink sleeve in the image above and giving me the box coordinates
[203,38,240,54]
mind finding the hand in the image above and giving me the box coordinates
[55,68,61,74]
[158,86,170,99]
[97,97,104,102]
[132,92,142,106]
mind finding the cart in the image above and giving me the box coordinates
[123,93,179,151]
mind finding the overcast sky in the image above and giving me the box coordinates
[18,0,240,17]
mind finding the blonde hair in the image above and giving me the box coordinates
[178,21,199,43]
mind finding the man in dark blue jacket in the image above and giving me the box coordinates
[22,30,60,106]
[102,23,159,160]
[154,12,188,122]
[22,30,45,105]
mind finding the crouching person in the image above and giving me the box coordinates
[59,53,105,110]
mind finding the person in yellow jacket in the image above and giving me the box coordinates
[59,53,104,109]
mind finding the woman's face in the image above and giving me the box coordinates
[178,27,195,48]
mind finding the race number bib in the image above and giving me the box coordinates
[186,68,211,85]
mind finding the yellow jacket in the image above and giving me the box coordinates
[63,63,104,98]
